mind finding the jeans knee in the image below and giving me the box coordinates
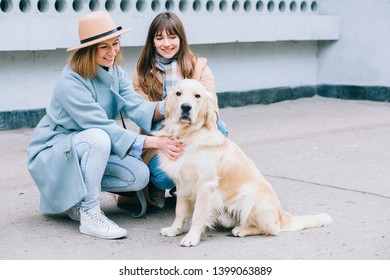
[150,168,175,189]
[88,128,111,153]
[74,128,111,164]
[135,163,150,191]
[102,158,150,192]
[151,173,174,189]
[148,156,174,189]
[120,159,150,192]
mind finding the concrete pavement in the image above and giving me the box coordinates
[0,96,389,260]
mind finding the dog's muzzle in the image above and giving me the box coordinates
[180,103,192,121]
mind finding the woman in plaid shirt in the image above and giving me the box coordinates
[118,12,228,209]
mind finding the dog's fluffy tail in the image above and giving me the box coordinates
[280,211,333,232]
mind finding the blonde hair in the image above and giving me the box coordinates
[68,43,123,78]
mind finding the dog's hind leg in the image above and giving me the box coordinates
[232,225,265,237]
[216,210,235,228]
[232,219,280,237]
[232,203,281,237]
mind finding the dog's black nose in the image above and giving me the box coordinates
[181,103,192,112]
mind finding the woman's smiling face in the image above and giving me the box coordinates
[95,37,120,67]
[154,29,180,59]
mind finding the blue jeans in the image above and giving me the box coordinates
[217,119,229,137]
[74,128,149,211]
[148,119,228,190]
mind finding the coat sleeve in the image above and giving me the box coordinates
[117,67,158,133]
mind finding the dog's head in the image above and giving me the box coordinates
[164,79,217,131]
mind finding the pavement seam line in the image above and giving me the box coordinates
[265,174,390,200]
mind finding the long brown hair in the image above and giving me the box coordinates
[68,40,123,78]
[136,12,197,101]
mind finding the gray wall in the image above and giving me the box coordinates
[318,0,390,86]
[0,0,339,113]
[6,0,390,128]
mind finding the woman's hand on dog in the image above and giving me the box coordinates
[144,136,184,160]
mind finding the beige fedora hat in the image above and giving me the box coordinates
[67,11,133,52]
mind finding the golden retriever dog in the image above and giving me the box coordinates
[157,79,332,247]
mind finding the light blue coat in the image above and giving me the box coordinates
[27,65,157,214]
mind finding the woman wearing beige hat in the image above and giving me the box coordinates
[27,11,184,239]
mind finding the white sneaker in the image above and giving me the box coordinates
[79,206,127,239]
[66,203,80,221]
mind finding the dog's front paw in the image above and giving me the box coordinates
[160,226,182,237]
[180,232,201,247]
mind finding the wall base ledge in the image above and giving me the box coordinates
[2,85,389,131]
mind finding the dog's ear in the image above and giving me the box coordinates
[204,89,218,130]
[164,89,174,120]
